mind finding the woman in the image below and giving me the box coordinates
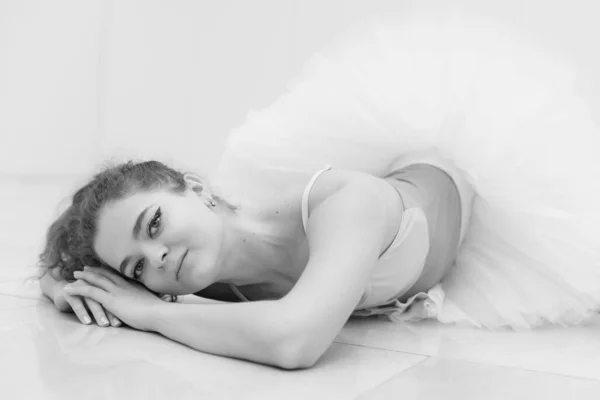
[38,158,465,369]
[37,11,600,369]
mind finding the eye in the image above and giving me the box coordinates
[147,207,162,238]
[133,259,144,280]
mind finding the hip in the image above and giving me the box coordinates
[385,163,463,300]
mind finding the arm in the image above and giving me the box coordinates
[150,299,295,368]
[277,170,402,367]
[66,267,298,368]
[153,171,400,369]
[67,170,400,368]
[40,267,122,326]
[151,171,400,369]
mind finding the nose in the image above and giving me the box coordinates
[141,242,168,270]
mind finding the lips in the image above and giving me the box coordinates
[175,250,188,280]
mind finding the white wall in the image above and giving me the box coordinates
[1,0,599,262]
[95,0,415,177]
[2,0,599,178]
[0,0,102,176]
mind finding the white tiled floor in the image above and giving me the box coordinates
[359,358,600,400]
[2,177,600,399]
[2,265,600,400]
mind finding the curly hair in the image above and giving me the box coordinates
[37,160,193,282]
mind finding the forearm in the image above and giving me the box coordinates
[150,299,301,369]
[179,295,231,305]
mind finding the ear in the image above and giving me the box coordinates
[183,173,204,195]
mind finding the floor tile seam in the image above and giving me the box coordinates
[333,339,431,358]
[0,303,39,314]
[0,278,36,286]
[433,354,600,384]
[0,292,43,302]
[355,356,600,399]
[356,355,432,398]
[333,340,600,384]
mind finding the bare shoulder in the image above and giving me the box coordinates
[305,169,403,253]
[306,169,401,219]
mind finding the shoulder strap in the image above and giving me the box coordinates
[229,283,250,302]
[230,165,333,302]
[301,165,333,232]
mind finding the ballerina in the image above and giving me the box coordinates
[37,11,600,369]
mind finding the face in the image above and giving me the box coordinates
[93,185,224,295]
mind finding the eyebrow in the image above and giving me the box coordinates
[118,205,152,275]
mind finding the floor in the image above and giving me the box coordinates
[1,261,600,400]
[2,178,600,400]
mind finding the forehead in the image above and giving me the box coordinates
[102,190,165,222]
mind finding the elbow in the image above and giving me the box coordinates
[268,301,329,369]
[274,333,323,370]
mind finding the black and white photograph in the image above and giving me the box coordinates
[1,1,600,399]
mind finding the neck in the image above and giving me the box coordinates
[214,207,282,286]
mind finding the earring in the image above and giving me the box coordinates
[207,198,216,207]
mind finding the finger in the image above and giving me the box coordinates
[104,310,122,327]
[65,294,92,325]
[64,281,108,304]
[85,265,128,285]
[159,294,177,303]
[84,297,110,327]
[73,270,114,291]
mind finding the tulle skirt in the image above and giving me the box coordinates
[215,10,600,330]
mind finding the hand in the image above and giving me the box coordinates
[52,280,122,327]
[64,266,164,332]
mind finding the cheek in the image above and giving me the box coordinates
[186,213,220,244]
[177,216,204,242]
[165,202,221,247]
[142,276,164,294]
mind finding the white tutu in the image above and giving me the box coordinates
[216,10,600,330]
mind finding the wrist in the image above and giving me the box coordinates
[147,299,172,333]
[40,273,61,301]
